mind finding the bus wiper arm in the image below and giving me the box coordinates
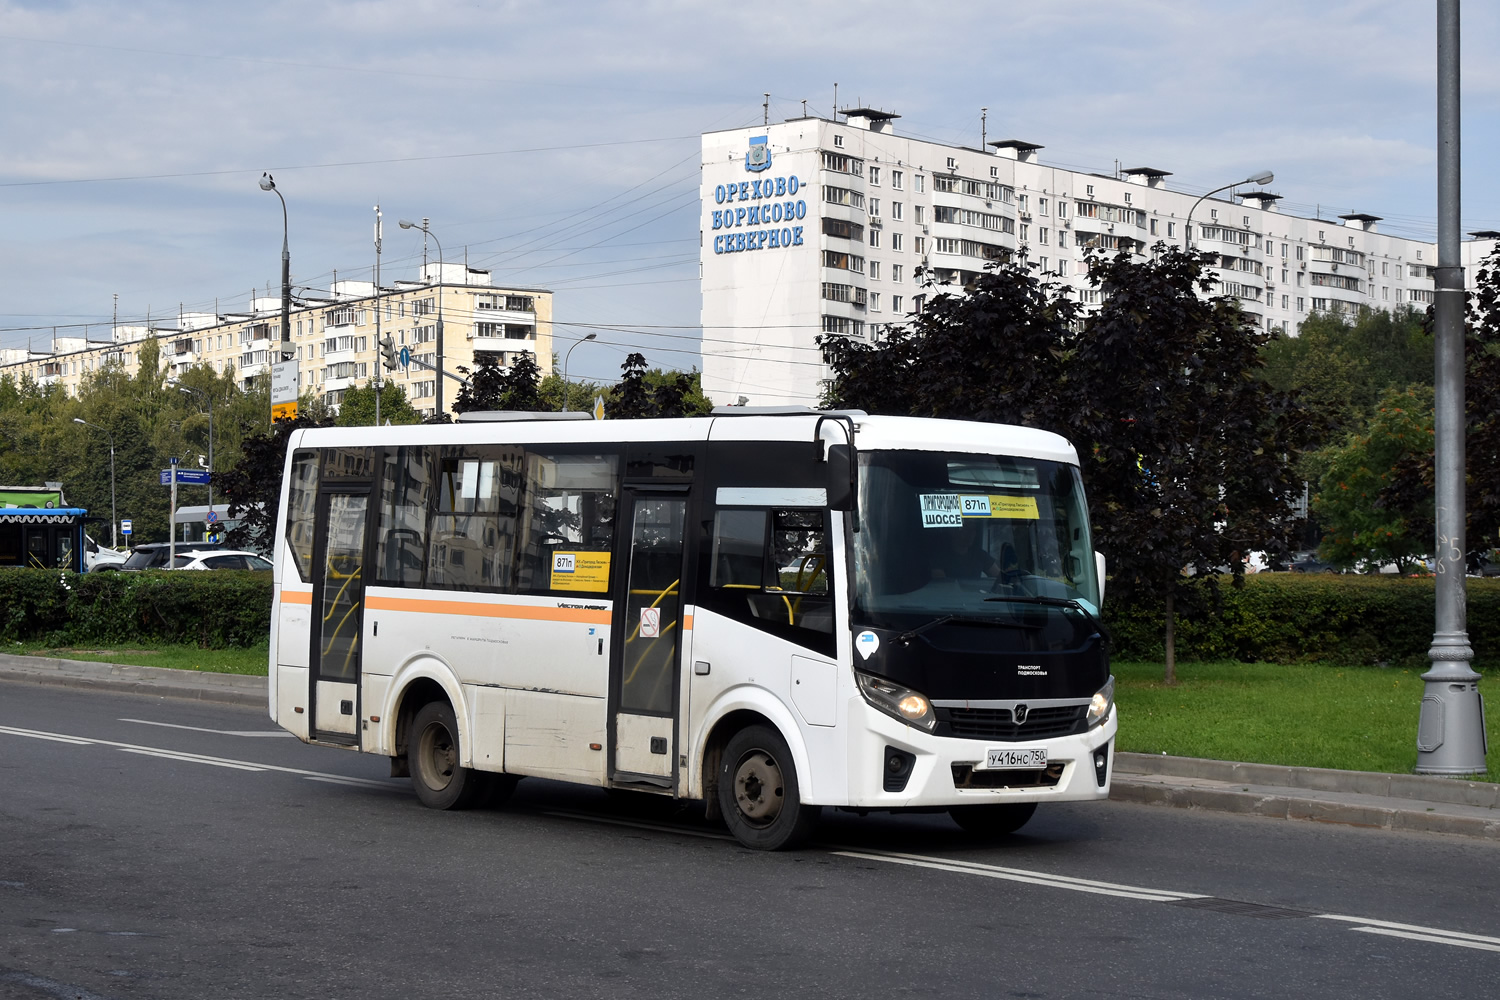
[897,614,1041,644]
[982,595,1105,634]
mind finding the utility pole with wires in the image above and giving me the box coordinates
[374,205,383,427]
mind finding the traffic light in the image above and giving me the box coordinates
[380,333,397,370]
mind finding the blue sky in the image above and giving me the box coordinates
[1,0,1495,384]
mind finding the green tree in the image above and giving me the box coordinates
[218,414,332,552]
[1311,385,1433,571]
[1261,305,1431,441]
[823,247,1317,681]
[453,352,546,413]
[602,354,713,418]
[335,380,423,426]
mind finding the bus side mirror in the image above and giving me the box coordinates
[825,444,852,510]
[1095,551,1107,606]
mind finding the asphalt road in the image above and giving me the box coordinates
[1,681,1497,1000]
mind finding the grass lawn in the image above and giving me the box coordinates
[7,642,269,676]
[1115,659,1500,782]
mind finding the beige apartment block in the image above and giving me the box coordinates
[2,265,553,419]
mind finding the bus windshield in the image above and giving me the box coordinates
[852,450,1099,629]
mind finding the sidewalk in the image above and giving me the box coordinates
[2,652,1496,842]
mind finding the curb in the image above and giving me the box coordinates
[1112,753,1500,842]
[0,652,266,710]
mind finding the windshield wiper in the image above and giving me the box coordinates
[982,595,1106,635]
[897,614,1041,644]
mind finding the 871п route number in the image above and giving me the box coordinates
[985,748,1047,769]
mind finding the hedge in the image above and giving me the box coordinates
[0,569,272,649]
[1105,573,1500,668]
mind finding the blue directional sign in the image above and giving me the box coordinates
[161,469,212,485]
[399,346,411,367]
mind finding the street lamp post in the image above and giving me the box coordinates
[399,219,446,418]
[178,386,215,510]
[561,334,598,412]
[259,174,293,362]
[1184,170,1275,249]
[72,418,117,549]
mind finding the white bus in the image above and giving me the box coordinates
[268,408,1117,849]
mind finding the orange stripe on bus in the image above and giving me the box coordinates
[281,590,313,605]
[683,614,693,630]
[364,594,611,624]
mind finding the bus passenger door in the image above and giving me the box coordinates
[608,490,689,790]
[309,490,369,744]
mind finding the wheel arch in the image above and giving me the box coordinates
[385,658,469,767]
[691,688,816,811]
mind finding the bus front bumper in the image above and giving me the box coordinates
[841,698,1119,809]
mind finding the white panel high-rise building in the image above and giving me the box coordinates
[700,110,1489,407]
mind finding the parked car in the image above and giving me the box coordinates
[84,533,127,572]
[167,549,272,571]
[121,541,222,571]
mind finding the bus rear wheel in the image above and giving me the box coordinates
[718,725,819,850]
[948,801,1037,837]
[410,700,487,810]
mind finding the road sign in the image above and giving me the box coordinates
[205,510,219,524]
[271,359,299,422]
[161,469,211,485]
[206,529,223,544]
[121,519,132,536]
[399,346,411,367]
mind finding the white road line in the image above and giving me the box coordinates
[0,722,404,790]
[839,847,1210,900]
[304,775,405,790]
[833,850,1192,902]
[117,747,266,772]
[1350,927,1500,953]
[120,718,294,738]
[0,725,92,745]
[541,809,737,841]
[1316,913,1500,948]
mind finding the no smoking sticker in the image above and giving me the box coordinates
[639,607,661,638]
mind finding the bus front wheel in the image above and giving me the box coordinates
[718,725,820,850]
[948,801,1037,837]
[410,700,487,810]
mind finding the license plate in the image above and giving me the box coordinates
[984,748,1048,769]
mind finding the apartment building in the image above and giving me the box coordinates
[701,111,1497,406]
[1,266,553,419]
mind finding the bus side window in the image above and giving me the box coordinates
[376,447,432,587]
[516,451,618,594]
[285,449,319,582]
[427,448,521,590]
[707,508,832,635]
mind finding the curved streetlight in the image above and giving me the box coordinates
[1184,170,1274,249]
[258,173,293,362]
[177,386,215,510]
[561,333,597,412]
[72,418,117,549]
[398,218,446,417]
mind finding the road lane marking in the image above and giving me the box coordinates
[1349,927,1500,953]
[842,848,1499,954]
[304,775,406,790]
[1316,913,1500,949]
[0,725,91,745]
[0,723,404,790]
[833,850,1198,902]
[116,747,267,771]
[541,809,737,841]
[120,718,294,738]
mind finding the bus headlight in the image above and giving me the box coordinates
[856,670,937,731]
[1086,676,1116,728]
